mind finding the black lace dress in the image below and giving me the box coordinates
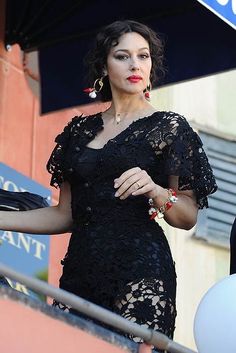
[47,111,217,342]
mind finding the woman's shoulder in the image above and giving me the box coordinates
[54,112,102,145]
[155,110,189,124]
[149,110,192,132]
[69,112,100,126]
[63,112,102,132]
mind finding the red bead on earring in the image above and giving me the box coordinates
[144,82,151,101]
[83,87,97,98]
[83,77,104,99]
[83,88,94,93]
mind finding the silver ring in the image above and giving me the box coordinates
[136,182,141,189]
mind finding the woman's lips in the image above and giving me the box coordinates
[127,76,142,83]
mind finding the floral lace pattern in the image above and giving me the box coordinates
[53,277,175,353]
[114,278,176,340]
[47,111,217,341]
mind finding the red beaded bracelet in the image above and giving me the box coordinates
[148,188,178,220]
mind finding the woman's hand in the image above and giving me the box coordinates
[114,169,198,230]
[114,167,160,200]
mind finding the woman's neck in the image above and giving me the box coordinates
[110,94,149,113]
[105,95,155,124]
[104,103,156,125]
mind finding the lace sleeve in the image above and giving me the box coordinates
[150,113,218,209]
[46,116,81,188]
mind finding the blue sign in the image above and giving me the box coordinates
[0,163,51,300]
[197,0,236,29]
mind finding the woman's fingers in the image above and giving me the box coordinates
[114,168,152,200]
[131,184,153,196]
[116,181,142,199]
[114,167,141,188]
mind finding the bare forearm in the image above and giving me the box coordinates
[0,206,73,235]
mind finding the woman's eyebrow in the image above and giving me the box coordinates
[114,47,150,53]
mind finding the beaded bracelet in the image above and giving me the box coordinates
[148,188,178,220]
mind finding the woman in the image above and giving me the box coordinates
[0,20,217,343]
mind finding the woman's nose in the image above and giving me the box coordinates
[130,57,140,71]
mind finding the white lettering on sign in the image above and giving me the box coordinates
[216,0,236,13]
[233,0,236,12]
[216,0,229,5]
[0,175,27,192]
[0,231,46,260]
[198,0,236,28]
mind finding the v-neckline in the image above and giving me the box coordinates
[85,110,160,151]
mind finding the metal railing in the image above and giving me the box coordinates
[0,262,197,353]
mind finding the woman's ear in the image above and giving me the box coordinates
[103,68,108,76]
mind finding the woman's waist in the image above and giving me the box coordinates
[72,199,151,225]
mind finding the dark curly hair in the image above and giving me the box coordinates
[84,20,166,102]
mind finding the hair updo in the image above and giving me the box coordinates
[85,20,166,101]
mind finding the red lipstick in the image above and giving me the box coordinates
[127,75,142,83]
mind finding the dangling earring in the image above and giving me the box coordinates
[83,77,104,99]
[144,82,152,101]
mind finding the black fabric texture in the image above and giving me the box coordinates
[47,110,217,340]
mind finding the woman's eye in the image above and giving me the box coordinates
[139,53,150,59]
[115,55,129,60]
